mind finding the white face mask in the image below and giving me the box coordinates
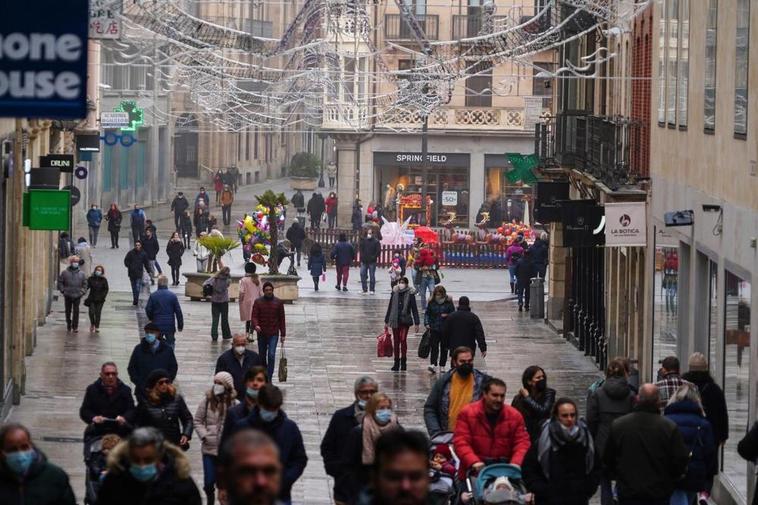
[398,282,408,290]
[213,384,226,396]
[234,345,246,355]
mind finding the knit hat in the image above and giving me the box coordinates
[434,444,452,459]
[262,281,274,290]
[688,352,708,372]
[214,371,234,391]
[145,369,171,389]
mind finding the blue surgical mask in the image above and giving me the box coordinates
[246,388,259,399]
[129,463,158,482]
[4,449,35,476]
[259,408,278,422]
[357,399,367,410]
[145,334,157,344]
[70,264,79,270]
[375,408,392,425]
[94,270,103,277]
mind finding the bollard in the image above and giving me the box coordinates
[530,276,545,319]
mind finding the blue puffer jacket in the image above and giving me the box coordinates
[308,252,327,277]
[664,399,717,492]
[331,241,355,267]
[424,296,455,331]
[145,286,184,332]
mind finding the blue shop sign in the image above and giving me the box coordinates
[0,0,89,118]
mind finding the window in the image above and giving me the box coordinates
[703,0,718,131]
[677,0,689,127]
[465,61,492,107]
[254,127,259,160]
[653,246,680,368]
[734,0,750,136]
[666,0,678,125]
[245,128,250,161]
[402,0,426,15]
[533,63,555,109]
[657,0,666,124]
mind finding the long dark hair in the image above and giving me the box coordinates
[310,243,322,256]
[521,365,547,393]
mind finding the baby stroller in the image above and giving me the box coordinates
[465,463,530,505]
[83,419,126,505]
[428,432,457,505]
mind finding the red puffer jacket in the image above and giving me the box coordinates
[251,296,286,338]
[453,398,531,479]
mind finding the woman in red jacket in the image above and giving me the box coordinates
[325,192,338,229]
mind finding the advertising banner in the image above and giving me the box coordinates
[605,202,647,247]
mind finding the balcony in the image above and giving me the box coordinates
[202,16,273,37]
[451,14,509,39]
[385,14,439,41]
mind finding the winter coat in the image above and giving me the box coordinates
[291,191,305,209]
[738,422,758,505]
[142,235,160,260]
[171,195,189,216]
[214,174,224,192]
[340,423,403,504]
[204,273,231,303]
[238,276,263,321]
[308,251,327,277]
[193,241,209,261]
[0,449,76,505]
[506,244,524,266]
[194,393,239,456]
[529,239,549,266]
[180,213,193,236]
[194,191,210,208]
[222,402,252,442]
[586,376,635,458]
[424,296,455,331]
[57,266,87,299]
[127,339,178,399]
[453,398,531,479]
[124,248,152,280]
[522,420,600,505]
[682,370,729,444]
[98,440,201,505]
[442,307,487,355]
[86,208,103,227]
[136,393,194,446]
[79,379,136,436]
[664,400,717,492]
[384,285,420,328]
[602,408,689,501]
[221,189,234,206]
[351,206,363,230]
[75,242,94,276]
[251,296,286,337]
[166,240,184,267]
[331,240,356,267]
[86,274,109,303]
[515,256,537,287]
[285,223,306,249]
[325,196,338,216]
[145,286,184,333]
[359,237,381,264]
[307,195,325,216]
[226,408,308,502]
[423,368,488,435]
[194,211,209,234]
[106,208,122,232]
[320,403,361,501]
[130,208,146,229]
[512,388,557,442]
[215,349,264,399]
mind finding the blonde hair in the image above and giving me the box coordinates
[147,383,176,405]
[365,392,392,418]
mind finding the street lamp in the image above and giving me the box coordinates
[318,131,327,188]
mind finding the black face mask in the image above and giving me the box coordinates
[264,293,274,299]
[534,379,547,392]
[457,363,473,377]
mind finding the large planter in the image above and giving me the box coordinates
[260,274,301,303]
[183,272,244,302]
[289,176,318,191]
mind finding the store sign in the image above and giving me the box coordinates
[76,133,100,152]
[40,154,74,173]
[534,181,569,223]
[374,152,470,169]
[100,111,130,129]
[0,0,89,118]
[22,190,71,230]
[89,0,122,39]
[605,202,646,247]
[441,191,457,206]
[560,200,605,248]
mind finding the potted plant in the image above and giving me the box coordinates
[256,190,301,302]
[197,234,240,273]
[183,233,244,301]
[288,152,321,191]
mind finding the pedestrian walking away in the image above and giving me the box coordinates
[204,267,233,342]
[307,191,325,229]
[123,240,153,306]
[220,185,234,225]
[145,275,184,348]
[384,277,420,372]
[130,205,146,246]
[251,282,286,382]
[215,334,264,399]
[424,285,455,373]
[85,265,109,333]
[529,231,549,279]
[682,352,729,448]
[194,371,238,505]
[511,365,557,442]
[442,296,487,358]
[194,231,210,272]
[180,210,193,249]
[239,262,263,335]
[57,255,88,333]
[506,238,525,294]
[325,191,338,229]
[359,228,381,294]
[171,191,190,231]
[75,237,93,277]
[285,221,305,266]
[166,232,185,286]
[79,362,135,439]
[655,356,694,408]
[127,323,178,403]
[86,204,103,247]
[308,242,326,291]
[214,171,224,204]
[58,231,74,261]
[106,203,123,248]
[142,228,162,283]
[515,249,538,312]
[331,232,355,291]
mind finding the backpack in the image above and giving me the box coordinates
[202,282,214,297]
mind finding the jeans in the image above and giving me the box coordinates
[336,265,350,287]
[360,262,376,292]
[429,329,448,367]
[161,330,176,349]
[211,302,232,340]
[197,258,208,273]
[203,453,217,493]
[257,335,279,381]
[149,259,162,275]
[88,301,104,328]
[171,265,181,285]
[130,277,143,304]
[312,276,320,290]
[328,176,335,188]
[418,276,435,310]
[110,230,119,248]
[131,226,142,246]
[392,326,409,358]
[516,282,531,308]
[508,265,518,287]
[174,213,182,231]
[88,226,99,246]
[328,214,336,229]
[64,296,81,330]
[669,490,695,505]
[222,205,232,225]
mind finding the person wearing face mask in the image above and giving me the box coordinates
[85,264,109,333]
[127,323,178,403]
[215,334,264,399]
[251,282,287,381]
[512,365,557,443]
[0,423,76,505]
[321,376,379,505]
[98,427,201,505]
[57,255,88,333]
[135,370,193,451]
[86,203,103,247]
[194,372,239,505]
[222,366,268,440]
[522,398,599,505]
[359,228,381,294]
[341,392,402,504]
[423,347,489,436]
[424,285,456,373]
[225,385,307,505]
[384,276,420,372]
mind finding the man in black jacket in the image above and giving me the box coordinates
[285,221,306,266]
[442,297,487,358]
[307,192,325,229]
[320,376,378,504]
[603,384,689,505]
[141,228,162,285]
[215,334,263,399]
[123,241,153,306]
[80,362,135,439]
[514,249,537,312]
[170,192,189,231]
[127,323,178,403]
[359,229,381,294]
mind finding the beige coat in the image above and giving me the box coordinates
[194,393,239,456]
[238,275,263,321]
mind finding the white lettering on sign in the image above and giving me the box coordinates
[395,154,448,164]
[50,159,71,167]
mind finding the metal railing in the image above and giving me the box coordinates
[384,14,439,40]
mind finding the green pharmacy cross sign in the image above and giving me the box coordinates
[114,100,144,132]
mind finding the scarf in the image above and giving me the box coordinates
[361,413,399,464]
[537,419,594,479]
[387,287,413,328]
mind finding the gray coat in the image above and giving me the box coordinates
[204,274,231,303]
[57,266,88,299]
[423,368,488,435]
[586,376,635,458]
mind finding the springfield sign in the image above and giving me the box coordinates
[605,202,647,247]
[0,0,89,118]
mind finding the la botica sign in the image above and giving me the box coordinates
[605,202,647,247]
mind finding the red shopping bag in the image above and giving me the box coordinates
[377,328,393,358]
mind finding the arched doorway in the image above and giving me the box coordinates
[174,113,199,178]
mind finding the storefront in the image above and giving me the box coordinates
[482,154,534,226]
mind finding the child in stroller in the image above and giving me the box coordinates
[84,433,121,504]
[429,432,458,505]
[463,462,533,505]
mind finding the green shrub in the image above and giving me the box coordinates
[288,152,321,178]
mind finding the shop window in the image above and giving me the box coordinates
[653,246,679,367]
[703,0,717,131]
[723,270,751,499]
[666,0,678,126]
[466,61,492,107]
[734,0,750,137]
[484,166,533,226]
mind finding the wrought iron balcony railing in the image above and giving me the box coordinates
[384,14,439,41]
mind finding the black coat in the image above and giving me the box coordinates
[222,402,252,442]
[320,404,360,500]
[107,209,122,232]
[166,240,185,267]
[586,376,635,458]
[442,307,487,355]
[0,450,76,505]
[738,421,758,505]
[214,349,264,399]
[86,275,109,303]
[682,370,729,444]
[180,214,193,236]
[291,191,305,209]
[135,394,194,446]
[529,239,549,266]
[127,340,178,400]
[512,388,557,442]
[515,257,537,287]
[359,237,381,264]
[341,425,373,505]
[171,196,189,216]
[286,223,306,248]
[124,248,152,280]
[142,235,160,260]
[79,379,136,436]
[307,195,325,216]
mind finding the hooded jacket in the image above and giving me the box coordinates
[424,296,455,331]
[0,448,76,505]
[57,265,88,299]
[442,306,487,355]
[423,368,488,435]
[586,376,635,458]
[98,441,201,505]
[145,286,184,333]
[664,400,717,492]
